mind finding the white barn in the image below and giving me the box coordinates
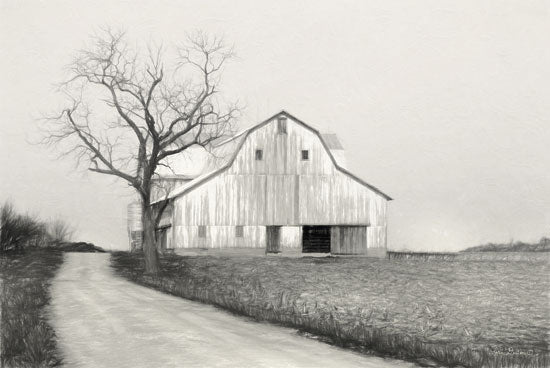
[129,111,392,257]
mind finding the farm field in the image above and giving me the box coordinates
[0,250,64,367]
[112,252,549,368]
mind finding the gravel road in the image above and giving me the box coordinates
[50,253,414,368]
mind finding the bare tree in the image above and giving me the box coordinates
[47,218,75,244]
[43,30,239,273]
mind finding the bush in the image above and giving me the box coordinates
[53,242,105,253]
[0,201,75,253]
[0,250,63,367]
[0,202,47,252]
[47,218,74,245]
[462,237,550,252]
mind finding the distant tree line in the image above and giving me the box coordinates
[461,237,550,253]
[0,201,74,253]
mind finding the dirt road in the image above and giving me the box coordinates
[50,253,414,368]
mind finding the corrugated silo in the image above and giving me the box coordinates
[127,201,143,251]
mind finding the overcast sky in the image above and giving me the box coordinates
[1,0,548,251]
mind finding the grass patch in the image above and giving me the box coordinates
[387,251,549,262]
[111,252,549,368]
[1,250,64,367]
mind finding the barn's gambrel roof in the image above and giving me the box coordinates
[155,111,393,203]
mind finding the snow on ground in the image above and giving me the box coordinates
[50,253,414,368]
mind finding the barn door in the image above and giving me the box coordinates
[266,226,281,253]
[302,226,331,253]
[156,228,168,252]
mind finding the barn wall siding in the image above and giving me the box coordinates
[170,225,303,250]
[280,226,302,249]
[266,175,298,225]
[367,226,387,250]
[228,119,335,176]
[172,225,266,249]
[172,172,386,227]
[173,175,268,226]
[331,226,368,254]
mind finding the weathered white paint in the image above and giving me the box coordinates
[330,149,347,169]
[280,226,302,249]
[172,225,266,249]
[227,120,336,176]
[331,226,367,254]
[367,226,388,250]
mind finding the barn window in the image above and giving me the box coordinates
[255,149,263,160]
[277,117,287,134]
[198,225,206,238]
[235,225,244,238]
[301,150,309,161]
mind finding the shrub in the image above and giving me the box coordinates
[0,202,47,252]
[47,218,74,245]
[0,250,63,367]
[0,201,75,253]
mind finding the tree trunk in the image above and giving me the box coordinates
[141,201,160,274]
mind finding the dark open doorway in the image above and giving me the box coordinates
[266,226,281,253]
[302,226,331,253]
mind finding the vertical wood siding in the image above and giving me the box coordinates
[227,119,335,175]
[367,226,387,249]
[280,226,302,249]
[172,225,266,248]
[266,175,298,224]
[331,226,368,254]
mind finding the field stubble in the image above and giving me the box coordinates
[112,252,549,368]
